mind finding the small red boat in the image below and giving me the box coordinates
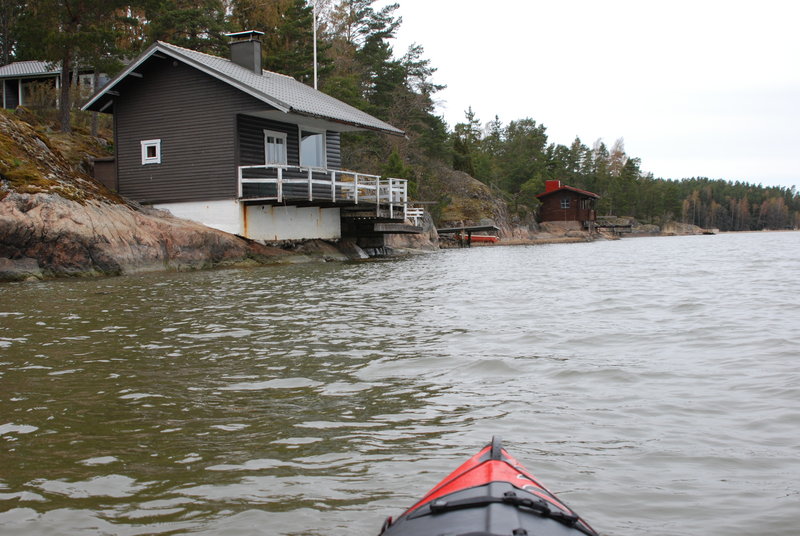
[379,437,598,536]
[455,234,498,243]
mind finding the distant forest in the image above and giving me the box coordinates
[2,0,798,230]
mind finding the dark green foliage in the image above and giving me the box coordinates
[451,107,481,177]
[139,0,228,54]
[262,0,317,83]
[383,148,416,197]
[320,0,447,201]
[446,112,799,229]
[0,1,22,65]
[15,0,132,132]
[7,0,796,229]
[228,0,331,84]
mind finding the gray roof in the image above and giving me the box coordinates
[83,41,404,136]
[0,60,59,79]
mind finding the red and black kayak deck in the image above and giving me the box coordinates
[379,437,598,536]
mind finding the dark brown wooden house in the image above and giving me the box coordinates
[82,31,421,243]
[536,180,599,227]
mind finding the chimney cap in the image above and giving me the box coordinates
[226,30,264,42]
[545,180,562,192]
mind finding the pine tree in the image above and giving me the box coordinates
[230,0,328,84]
[451,107,482,177]
[140,0,228,54]
[0,1,22,65]
[15,0,132,132]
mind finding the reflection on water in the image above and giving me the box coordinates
[1,232,799,535]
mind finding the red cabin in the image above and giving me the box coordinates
[536,180,599,227]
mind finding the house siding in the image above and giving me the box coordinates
[115,59,276,204]
[237,114,299,166]
[326,131,341,169]
[539,191,596,223]
[236,115,343,171]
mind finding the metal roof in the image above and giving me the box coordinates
[83,41,404,136]
[0,60,59,78]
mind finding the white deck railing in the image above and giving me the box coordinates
[237,164,422,224]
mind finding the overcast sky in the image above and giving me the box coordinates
[387,0,799,189]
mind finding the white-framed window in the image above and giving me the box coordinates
[141,139,161,165]
[300,129,326,168]
[78,73,95,98]
[264,130,287,165]
[78,73,94,90]
[561,196,570,209]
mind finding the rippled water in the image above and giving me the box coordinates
[1,232,799,535]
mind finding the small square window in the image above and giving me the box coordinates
[561,196,570,209]
[141,139,161,165]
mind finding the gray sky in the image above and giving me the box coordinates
[389,0,799,189]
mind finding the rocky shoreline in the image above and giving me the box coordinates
[0,190,444,282]
[0,112,378,282]
[1,110,707,283]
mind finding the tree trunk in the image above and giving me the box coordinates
[59,52,72,133]
[91,71,99,136]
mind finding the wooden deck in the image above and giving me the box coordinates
[238,164,422,224]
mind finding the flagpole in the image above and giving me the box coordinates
[313,0,318,89]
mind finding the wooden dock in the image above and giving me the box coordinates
[594,223,633,234]
[437,225,500,247]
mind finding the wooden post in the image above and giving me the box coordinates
[388,178,394,219]
[403,181,408,221]
[277,167,283,202]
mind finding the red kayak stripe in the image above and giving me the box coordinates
[405,446,570,515]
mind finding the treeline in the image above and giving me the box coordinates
[1,1,446,177]
[1,1,797,230]
[450,109,800,230]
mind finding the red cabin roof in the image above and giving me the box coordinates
[536,180,599,199]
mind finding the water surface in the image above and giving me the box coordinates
[1,232,799,535]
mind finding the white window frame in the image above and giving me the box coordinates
[299,127,327,169]
[264,129,288,165]
[561,196,570,209]
[78,73,95,98]
[141,139,161,165]
[78,73,94,89]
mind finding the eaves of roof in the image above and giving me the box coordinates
[0,60,59,79]
[536,185,600,199]
[82,41,404,137]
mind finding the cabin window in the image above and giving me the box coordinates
[78,73,95,98]
[561,196,570,209]
[300,130,326,168]
[264,130,287,165]
[78,73,94,90]
[141,139,161,165]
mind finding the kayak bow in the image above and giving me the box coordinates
[379,437,598,536]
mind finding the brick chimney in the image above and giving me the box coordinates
[227,30,264,74]
[545,180,562,193]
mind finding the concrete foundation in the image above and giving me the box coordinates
[243,205,341,241]
[153,200,342,241]
[153,199,241,235]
